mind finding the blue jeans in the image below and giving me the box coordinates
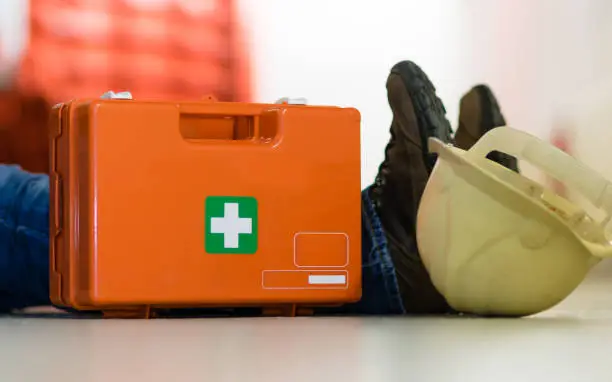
[333,187,404,314]
[0,165,404,315]
[0,165,50,312]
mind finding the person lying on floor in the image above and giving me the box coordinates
[0,60,518,315]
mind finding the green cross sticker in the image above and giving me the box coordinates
[205,196,258,254]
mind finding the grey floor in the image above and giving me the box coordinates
[2,263,612,382]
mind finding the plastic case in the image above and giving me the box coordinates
[49,97,362,317]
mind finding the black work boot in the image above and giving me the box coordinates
[454,84,519,172]
[370,61,453,314]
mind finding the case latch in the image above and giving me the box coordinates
[100,91,133,100]
[275,97,307,105]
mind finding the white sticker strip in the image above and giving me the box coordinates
[308,275,346,285]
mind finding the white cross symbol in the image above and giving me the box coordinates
[210,203,252,248]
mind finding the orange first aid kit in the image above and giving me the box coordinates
[49,96,362,317]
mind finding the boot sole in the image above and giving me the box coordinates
[389,61,453,171]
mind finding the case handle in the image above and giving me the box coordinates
[179,114,259,141]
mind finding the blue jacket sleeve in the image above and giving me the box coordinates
[0,165,50,312]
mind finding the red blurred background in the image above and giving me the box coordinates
[0,0,252,173]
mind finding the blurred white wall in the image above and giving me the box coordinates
[239,0,612,187]
[3,0,612,188]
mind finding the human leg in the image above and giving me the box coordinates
[369,61,454,314]
[0,165,50,312]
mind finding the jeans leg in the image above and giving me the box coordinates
[351,187,405,314]
[316,186,404,315]
[0,165,50,311]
